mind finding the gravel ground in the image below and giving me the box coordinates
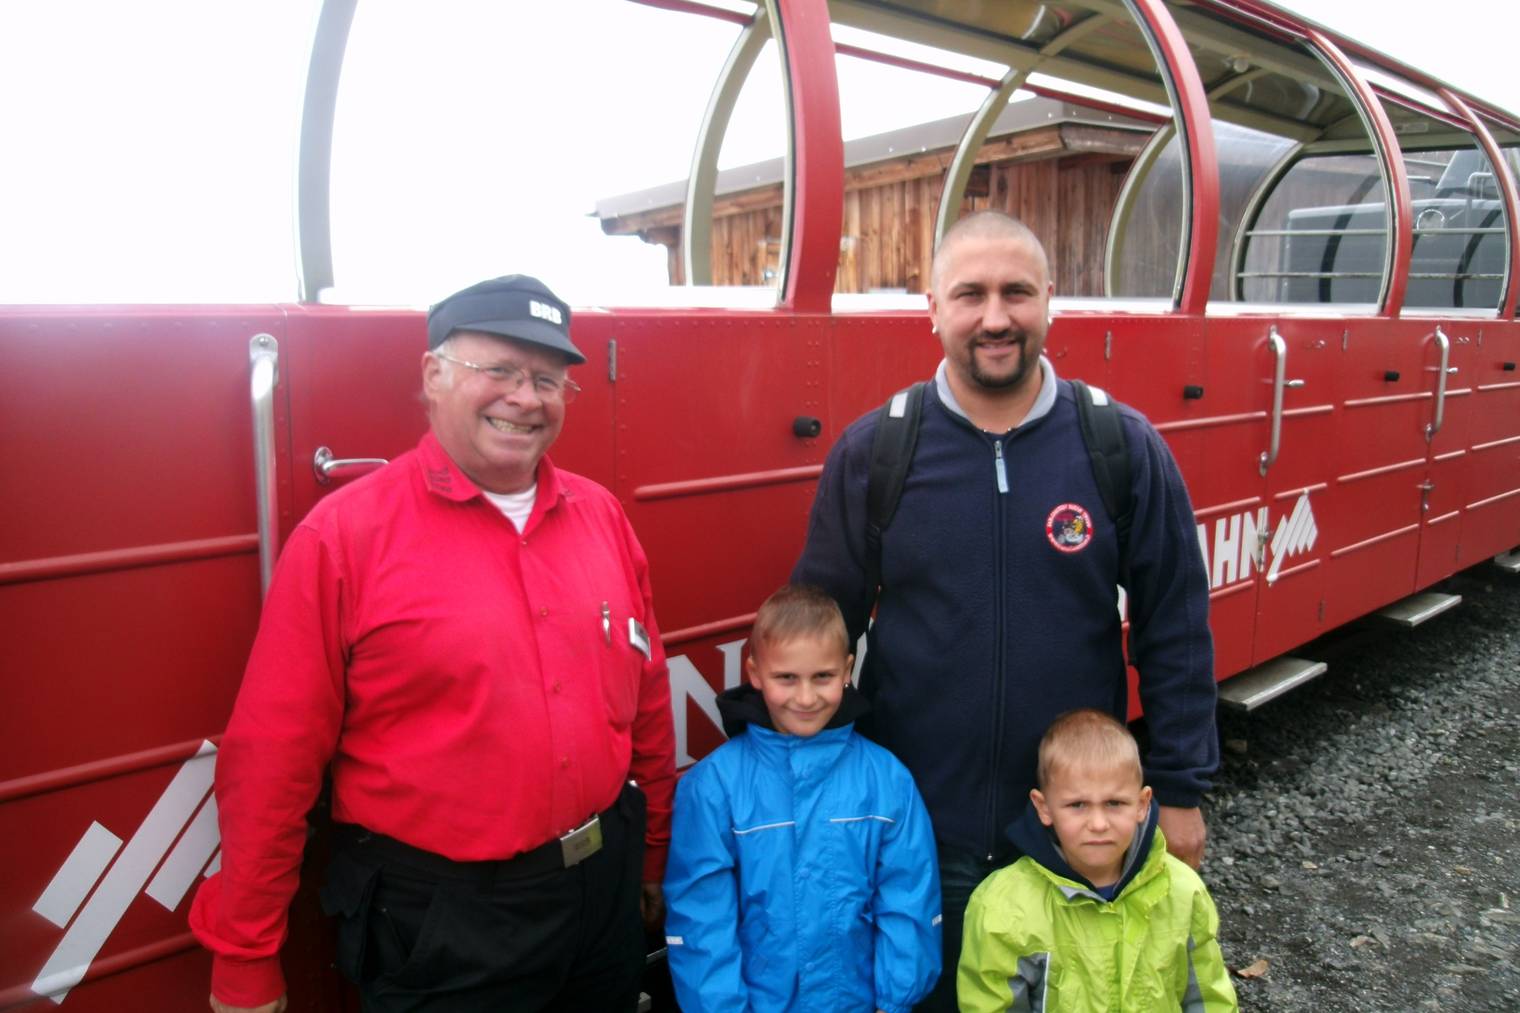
[1201,563,1520,1012]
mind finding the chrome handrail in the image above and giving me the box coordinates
[1426,327,1453,441]
[249,334,280,598]
[1259,326,1305,475]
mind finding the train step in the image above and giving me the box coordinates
[1374,591,1462,627]
[1217,655,1328,712]
[1495,549,1520,574]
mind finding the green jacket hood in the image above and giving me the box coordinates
[1007,796,1161,900]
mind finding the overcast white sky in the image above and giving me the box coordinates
[0,1,1514,306]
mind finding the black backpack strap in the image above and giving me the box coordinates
[864,381,926,594]
[1071,379,1133,583]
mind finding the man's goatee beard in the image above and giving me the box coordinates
[968,338,1031,390]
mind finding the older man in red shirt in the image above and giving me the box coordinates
[191,275,676,1013]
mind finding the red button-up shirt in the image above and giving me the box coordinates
[190,432,676,1006]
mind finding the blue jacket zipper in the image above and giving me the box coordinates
[986,436,1009,858]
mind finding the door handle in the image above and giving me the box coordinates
[249,334,280,599]
[1426,327,1451,441]
[313,446,389,484]
[1259,327,1304,475]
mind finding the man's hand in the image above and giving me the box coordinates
[209,996,286,1013]
[1158,805,1206,868]
[641,880,665,936]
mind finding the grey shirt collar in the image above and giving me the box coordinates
[934,354,1059,433]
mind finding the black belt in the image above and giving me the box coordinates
[336,798,617,884]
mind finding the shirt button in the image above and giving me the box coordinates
[552,680,562,694]
[539,606,549,617]
[560,756,570,769]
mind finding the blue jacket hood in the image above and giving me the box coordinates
[1005,796,1160,897]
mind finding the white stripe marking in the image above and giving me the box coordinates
[145,793,219,912]
[33,823,123,929]
[32,742,217,1003]
[666,935,685,946]
[732,820,796,835]
[828,815,896,824]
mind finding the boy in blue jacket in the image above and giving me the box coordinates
[663,584,941,1012]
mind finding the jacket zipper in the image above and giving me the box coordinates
[986,436,1008,858]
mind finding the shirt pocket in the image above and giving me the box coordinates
[596,597,646,728]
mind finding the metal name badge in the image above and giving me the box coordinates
[559,814,603,867]
[628,618,652,660]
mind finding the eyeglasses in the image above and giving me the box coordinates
[433,351,581,404]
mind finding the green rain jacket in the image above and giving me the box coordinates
[958,802,1237,1012]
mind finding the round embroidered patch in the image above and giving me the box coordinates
[1045,503,1094,553]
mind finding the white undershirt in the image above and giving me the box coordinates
[482,483,537,532]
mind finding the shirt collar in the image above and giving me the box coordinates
[934,354,1059,431]
[416,430,565,507]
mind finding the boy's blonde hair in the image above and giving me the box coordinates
[749,584,850,661]
[1036,709,1143,789]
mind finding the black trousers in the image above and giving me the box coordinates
[320,785,647,1013]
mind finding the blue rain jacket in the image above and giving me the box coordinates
[663,685,941,1012]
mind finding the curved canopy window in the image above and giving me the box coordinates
[1379,95,1507,310]
[811,2,1181,302]
[1150,6,1391,307]
[328,1,786,307]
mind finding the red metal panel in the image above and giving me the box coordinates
[824,313,938,432]
[775,0,843,312]
[605,310,830,767]
[0,309,280,1009]
[1459,319,1520,557]
[1191,316,1270,677]
[608,311,827,636]
[1320,318,1427,629]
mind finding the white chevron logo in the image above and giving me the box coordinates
[1266,492,1319,584]
[30,741,220,1004]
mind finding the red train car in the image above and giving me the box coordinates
[3,1,1518,1009]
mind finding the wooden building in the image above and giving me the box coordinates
[594,97,1156,296]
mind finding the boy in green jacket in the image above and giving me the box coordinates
[958,709,1238,1012]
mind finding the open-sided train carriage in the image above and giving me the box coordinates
[4,1,1518,1008]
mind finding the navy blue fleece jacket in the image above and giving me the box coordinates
[793,362,1217,859]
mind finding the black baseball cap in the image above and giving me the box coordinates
[427,275,585,365]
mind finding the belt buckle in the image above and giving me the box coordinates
[559,814,603,867]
